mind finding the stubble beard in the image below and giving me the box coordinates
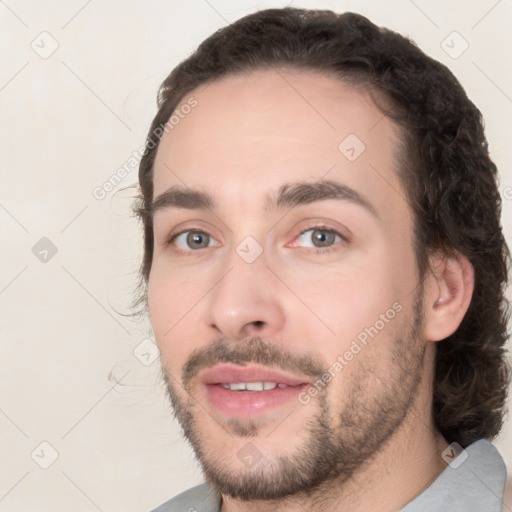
[163,296,426,502]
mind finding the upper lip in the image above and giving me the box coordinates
[200,364,310,386]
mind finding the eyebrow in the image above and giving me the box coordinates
[151,179,378,218]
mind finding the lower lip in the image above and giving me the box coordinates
[204,384,308,419]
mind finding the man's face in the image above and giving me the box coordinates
[148,69,428,499]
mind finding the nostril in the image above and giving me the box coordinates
[252,321,265,328]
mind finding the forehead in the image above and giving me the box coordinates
[152,68,407,219]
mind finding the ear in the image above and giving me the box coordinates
[422,250,474,342]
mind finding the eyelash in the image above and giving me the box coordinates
[165,225,347,256]
[294,225,347,254]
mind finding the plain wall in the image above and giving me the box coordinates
[1,1,511,510]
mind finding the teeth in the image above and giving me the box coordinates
[227,383,246,391]
[246,382,264,391]
[221,382,281,391]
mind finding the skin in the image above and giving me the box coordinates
[147,68,474,512]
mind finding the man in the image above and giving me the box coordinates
[134,8,510,512]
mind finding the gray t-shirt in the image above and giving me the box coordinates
[151,439,506,511]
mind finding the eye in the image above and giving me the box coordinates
[172,230,218,251]
[294,228,344,249]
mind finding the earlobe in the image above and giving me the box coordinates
[423,251,474,342]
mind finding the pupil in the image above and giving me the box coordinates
[313,230,334,247]
[187,232,208,249]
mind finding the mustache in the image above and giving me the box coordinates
[181,336,327,389]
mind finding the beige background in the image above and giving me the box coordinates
[1,1,511,511]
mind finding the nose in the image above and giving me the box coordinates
[204,253,286,341]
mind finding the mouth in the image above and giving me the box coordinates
[199,364,310,419]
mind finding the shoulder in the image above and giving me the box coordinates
[150,483,220,512]
[401,439,507,512]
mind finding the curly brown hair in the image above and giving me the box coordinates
[134,8,511,448]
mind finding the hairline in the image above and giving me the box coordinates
[144,65,429,280]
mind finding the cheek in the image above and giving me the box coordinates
[148,261,204,326]
[283,262,395,332]
[279,248,415,362]
[147,269,202,370]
